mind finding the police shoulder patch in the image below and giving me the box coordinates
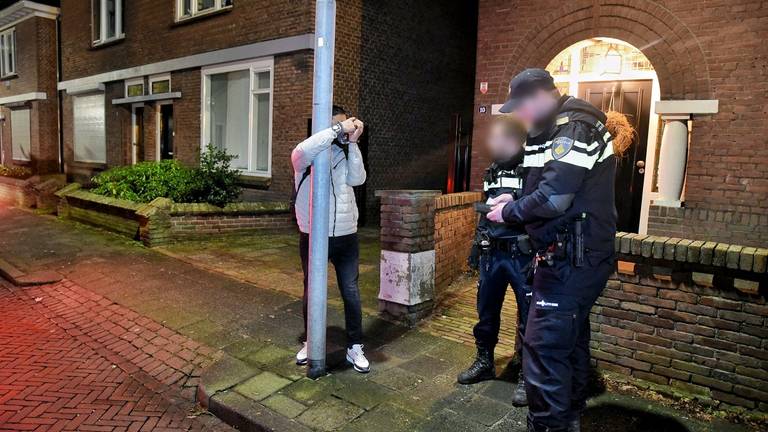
[551,136,574,160]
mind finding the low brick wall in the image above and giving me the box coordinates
[57,184,292,247]
[434,192,482,294]
[0,176,34,208]
[161,202,293,245]
[59,188,142,237]
[0,175,64,211]
[594,233,767,412]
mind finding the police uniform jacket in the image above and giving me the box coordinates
[478,153,527,240]
[501,96,617,253]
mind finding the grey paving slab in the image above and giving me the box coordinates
[235,371,292,401]
[296,396,365,431]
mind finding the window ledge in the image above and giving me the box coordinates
[90,35,126,50]
[238,174,271,188]
[11,158,30,165]
[172,7,232,27]
[0,73,18,81]
[70,161,107,169]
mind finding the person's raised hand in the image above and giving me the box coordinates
[340,117,357,133]
[349,120,364,143]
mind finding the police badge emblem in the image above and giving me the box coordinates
[551,137,574,160]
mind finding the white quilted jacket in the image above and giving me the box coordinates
[291,128,366,237]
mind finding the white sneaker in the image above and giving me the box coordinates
[346,344,370,373]
[296,342,307,365]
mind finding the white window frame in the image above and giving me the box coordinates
[201,57,273,178]
[176,0,233,22]
[92,0,124,46]
[124,77,144,97]
[0,28,16,78]
[149,74,171,95]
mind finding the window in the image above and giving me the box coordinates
[149,74,171,94]
[0,29,16,78]
[202,58,272,176]
[73,94,106,163]
[92,0,123,46]
[177,0,233,21]
[10,108,30,161]
[125,78,144,97]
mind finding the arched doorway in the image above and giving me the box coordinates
[545,38,661,234]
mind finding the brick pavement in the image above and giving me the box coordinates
[0,279,231,432]
[423,274,520,359]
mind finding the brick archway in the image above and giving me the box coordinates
[497,0,712,100]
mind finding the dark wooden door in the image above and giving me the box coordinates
[159,104,174,160]
[133,106,144,163]
[580,80,652,233]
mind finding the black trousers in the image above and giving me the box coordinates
[523,251,615,432]
[473,250,532,354]
[299,232,363,347]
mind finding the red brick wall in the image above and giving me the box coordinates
[0,17,59,175]
[648,205,768,247]
[0,177,34,208]
[59,0,313,81]
[473,0,768,246]
[434,192,482,293]
[595,263,768,412]
[168,212,293,241]
[355,0,478,221]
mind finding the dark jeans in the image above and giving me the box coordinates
[300,232,363,347]
[473,250,532,354]
[523,251,615,432]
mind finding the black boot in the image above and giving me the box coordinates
[511,368,528,406]
[568,418,580,432]
[457,346,495,384]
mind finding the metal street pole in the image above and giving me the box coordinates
[306,0,336,379]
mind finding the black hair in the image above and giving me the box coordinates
[332,105,348,117]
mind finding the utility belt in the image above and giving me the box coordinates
[476,232,534,257]
[533,213,588,271]
[468,230,534,272]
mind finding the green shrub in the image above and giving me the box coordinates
[90,145,242,206]
[191,144,243,207]
[91,160,197,203]
[0,165,32,179]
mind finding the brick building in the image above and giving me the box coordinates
[472,0,768,247]
[0,0,60,176]
[54,0,477,219]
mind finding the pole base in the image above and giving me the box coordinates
[307,359,326,379]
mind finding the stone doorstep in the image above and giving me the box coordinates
[0,257,62,286]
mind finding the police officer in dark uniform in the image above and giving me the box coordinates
[458,115,533,407]
[487,69,617,432]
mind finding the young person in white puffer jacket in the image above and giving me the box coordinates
[290,105,370,373]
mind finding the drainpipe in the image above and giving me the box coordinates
[56,15,64,174]
[306,0,336,379]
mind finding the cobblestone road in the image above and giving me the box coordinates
[0,279,231,432]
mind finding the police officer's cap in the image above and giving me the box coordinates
[499,68,556,113]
